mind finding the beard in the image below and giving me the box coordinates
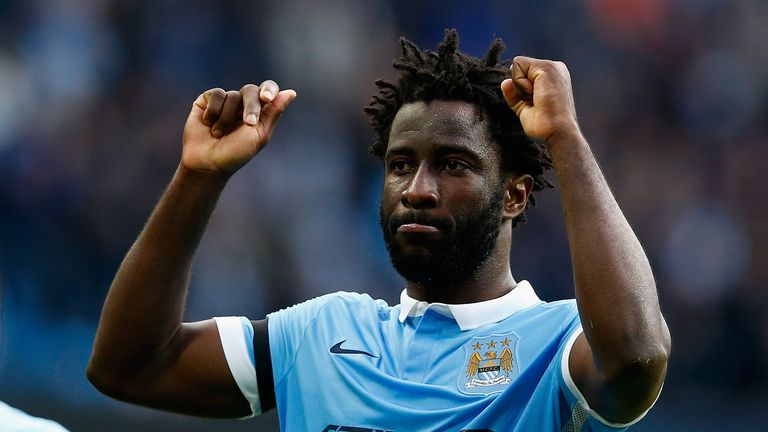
[379,187,505,285]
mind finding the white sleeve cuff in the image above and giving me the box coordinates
[560,327,662,429]
[214,316,262,417]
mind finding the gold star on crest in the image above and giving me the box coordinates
[487,340,496,349]
[502,338,511,346]
[472,342,483,351]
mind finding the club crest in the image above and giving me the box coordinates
[458,332,520,396]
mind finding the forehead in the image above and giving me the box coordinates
[391,100,486,135]
[388,100,494,155]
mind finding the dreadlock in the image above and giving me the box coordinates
[365,29,553,228]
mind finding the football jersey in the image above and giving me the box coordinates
[0,401,70,432]
[216,281,654,431]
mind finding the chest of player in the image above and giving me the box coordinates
[280,307,567,430]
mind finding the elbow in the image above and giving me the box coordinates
[618,314,672,378]
[606,324,672,402]
[86,358,134,401]
[86,361,116,396]
[597,345,669,423]
[584,318,671,423]
[619,344,669,385]
[640,316,672,380]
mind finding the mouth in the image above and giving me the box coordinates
[385,211,452,242]
[396,223,440,233]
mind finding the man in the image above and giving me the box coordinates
[87,30,670,431]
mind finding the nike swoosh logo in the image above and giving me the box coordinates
[330,340,378,357]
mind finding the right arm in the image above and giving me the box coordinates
[86,82,296,417]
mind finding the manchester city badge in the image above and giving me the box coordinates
[458,332,520,396]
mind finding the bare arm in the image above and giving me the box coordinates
[87,82,296,417]
[502,58,671,423]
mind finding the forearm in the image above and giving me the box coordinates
[503,56,669,419]
[89,165,228,378]
[548,130,670,374]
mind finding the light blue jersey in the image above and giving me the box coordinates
[0,401,70,432]
[217,281,654,431]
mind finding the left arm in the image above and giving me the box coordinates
[502,58,671,423]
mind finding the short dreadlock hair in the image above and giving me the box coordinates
[365,29,553,228]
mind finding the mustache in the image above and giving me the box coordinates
[388,212,452,232]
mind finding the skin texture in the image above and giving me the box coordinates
[379,100,530,303]
[87,81,295,417]
[88,57,670,424]
[502,57,670,422]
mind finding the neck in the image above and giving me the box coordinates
[405,230,516,304]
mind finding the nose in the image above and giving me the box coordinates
[401,164,438,209]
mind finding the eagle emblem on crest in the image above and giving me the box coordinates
[458,332,519,395]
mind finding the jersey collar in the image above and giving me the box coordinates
[397,280,542,331]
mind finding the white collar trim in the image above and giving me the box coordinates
[397,280,542,331]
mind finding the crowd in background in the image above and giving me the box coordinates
[1,0,766,430]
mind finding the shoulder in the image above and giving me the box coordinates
[267,291,392,329]
[323,291,390,307]
[266,292,394,381]
[507,297,581,351]
[529,298,579,325]
[538,298,577,311]
[271,291,390,314]
[541,299,581,342]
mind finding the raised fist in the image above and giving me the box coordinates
[501,57,579,144]
[182,80,297,175]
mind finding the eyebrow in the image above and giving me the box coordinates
[384,146,416,160]
[385,141,483,164]
[433,142,482,162]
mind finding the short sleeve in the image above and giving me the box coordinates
[558,326,661,431]
[266,293,349,386]
[214,316,260,417]
[0,401,70,432]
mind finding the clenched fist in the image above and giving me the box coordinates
[501,57,579,145]
[182,80,297,175]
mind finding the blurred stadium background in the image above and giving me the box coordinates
[1,0,767,430]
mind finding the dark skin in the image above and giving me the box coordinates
[503,58,669,422]
[381,100,531,303]
[88,57,670,423]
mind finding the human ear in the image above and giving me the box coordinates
[502,174,533,221]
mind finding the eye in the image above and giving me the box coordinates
[443,159,469,173]
[389,159,412,174]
